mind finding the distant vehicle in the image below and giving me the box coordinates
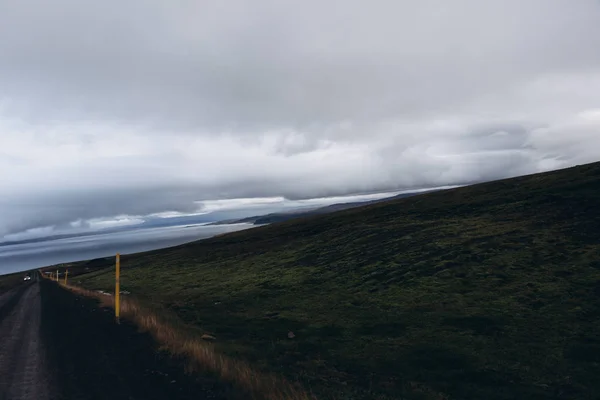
[24,275,31,281]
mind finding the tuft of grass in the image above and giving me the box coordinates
[74,161,600,399]
[62,284,313,400]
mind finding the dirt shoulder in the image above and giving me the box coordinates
[39,280,229,400]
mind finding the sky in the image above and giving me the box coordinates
[1,0,600,240]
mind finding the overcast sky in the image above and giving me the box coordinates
[1,0,600,239]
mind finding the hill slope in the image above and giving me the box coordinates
[212,189,441,226]
[76,162,600,400]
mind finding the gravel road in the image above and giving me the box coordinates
[0,275,226,400]
[0,278,54,400]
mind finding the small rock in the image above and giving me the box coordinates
[288,331,295,339]
[201,334,216,341]
[536,384,549,389]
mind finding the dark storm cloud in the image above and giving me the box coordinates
[1,0,600,238]
[2,0,600,130]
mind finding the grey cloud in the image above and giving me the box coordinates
[0,187,201,236]
[2,0,600,131]
[1,0,600,238]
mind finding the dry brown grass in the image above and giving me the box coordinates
[60,283,314,400]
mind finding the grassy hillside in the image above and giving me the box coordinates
[217,190,436,226]
[76,162,600,400]
[0,271,29,293]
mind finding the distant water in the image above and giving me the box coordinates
[0,223,254,275]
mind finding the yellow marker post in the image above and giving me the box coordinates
[56,269,59,282]
[64,269,69,286]
[115,253,121,323]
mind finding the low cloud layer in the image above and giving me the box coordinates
[1,0,600,238]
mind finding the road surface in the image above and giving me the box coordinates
[0,277,53,400]
[0,275,225,400]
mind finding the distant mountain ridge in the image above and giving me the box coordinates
[210,189,441,226]
[1,189,440,247]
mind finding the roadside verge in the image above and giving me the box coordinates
[50,280,313,400]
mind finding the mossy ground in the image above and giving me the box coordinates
[73,162,600,399]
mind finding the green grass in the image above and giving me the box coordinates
[75,162,600,399]
[0,271,29,293]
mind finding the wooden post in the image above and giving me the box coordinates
[115,253,120,323]
[64,269,69,286]
[56,269,59,282]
